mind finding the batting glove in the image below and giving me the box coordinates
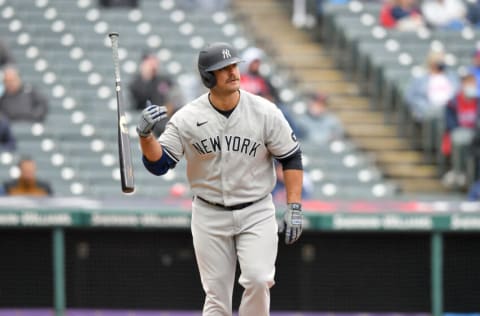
[136,103,168,137]
[280,203,303,245]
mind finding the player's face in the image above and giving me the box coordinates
[213,63,240,93]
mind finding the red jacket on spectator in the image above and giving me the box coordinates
[380,2,397,28]
[442,89,480,155]
[446,92,480,131]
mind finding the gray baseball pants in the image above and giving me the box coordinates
[191,195,278,316]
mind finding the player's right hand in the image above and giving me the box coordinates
[136,103,168,137]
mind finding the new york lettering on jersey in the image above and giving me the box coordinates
[191,135,262,157]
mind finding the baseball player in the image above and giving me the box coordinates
[136,42,303,316]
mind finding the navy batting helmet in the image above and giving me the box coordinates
[198,42,243,89]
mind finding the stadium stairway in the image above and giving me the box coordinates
[231,0,447,194]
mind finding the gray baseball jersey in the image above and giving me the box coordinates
[159,89,299,206]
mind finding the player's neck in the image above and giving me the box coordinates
[209,89,240,111]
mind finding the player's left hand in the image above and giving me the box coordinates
[279,203,303,245]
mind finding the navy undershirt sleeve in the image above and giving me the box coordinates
[142,148,177,175]
[278,148,303,170]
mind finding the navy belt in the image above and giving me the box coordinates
[196,196,264,211]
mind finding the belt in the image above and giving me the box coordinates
[196,195,264,211]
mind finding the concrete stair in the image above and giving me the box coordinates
[232,0,447,194]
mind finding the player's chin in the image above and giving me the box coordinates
[228,80,240,89]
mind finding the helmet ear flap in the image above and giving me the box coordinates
[200,69,216,89]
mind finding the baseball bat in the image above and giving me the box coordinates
[108,32,135,193]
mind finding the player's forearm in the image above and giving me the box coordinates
[139,134,163,162]
[283,169,303,204]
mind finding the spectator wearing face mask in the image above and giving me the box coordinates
[441,72,480,188]
[405,50,460,122]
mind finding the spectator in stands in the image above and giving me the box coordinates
[297,92,344,146]
[0,38,15,97]
[129,51,183,136]
[465,0,480,28]
[466,125,480,190]
[129,51,175,111]
[404,50,459,122]
[240,47,280,103]
[421,0,468,30]
[441,72,480,188]
[273,161,313,203]
[0,113,16,152]
[3,156,53,196]
[442,72,479,156]
[0,66,48,122]
[467,179,480,200]
[380,0,426,31]
[291,0,317,29]
[240,46,305,138]
[0,38,14,68]
[469,49,480,93]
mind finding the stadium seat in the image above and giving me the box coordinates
[0,0,401,199]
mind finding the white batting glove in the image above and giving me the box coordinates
[136,103,168,137]
[279,203,303,245]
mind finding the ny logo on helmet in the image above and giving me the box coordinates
[222,49,231,59]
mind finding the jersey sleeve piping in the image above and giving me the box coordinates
[162,146,180,163]
[274,143,300,160]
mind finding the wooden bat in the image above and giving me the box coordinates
[108,32,135,193]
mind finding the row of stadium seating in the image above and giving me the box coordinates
[320,0,479,190]
[0,0,399,199]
